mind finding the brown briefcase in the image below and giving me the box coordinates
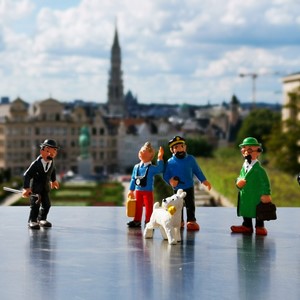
[256,202,277,221]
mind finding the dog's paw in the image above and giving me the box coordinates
[168,238,177,245]
[144,228,154,239]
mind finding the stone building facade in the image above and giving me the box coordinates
[0,98,118,177]
[282,72,300,122]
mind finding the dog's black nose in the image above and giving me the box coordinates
[162,199,166,203]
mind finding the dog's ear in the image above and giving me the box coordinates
[177,189,183,195]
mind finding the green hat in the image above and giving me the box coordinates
[239,137,261,148]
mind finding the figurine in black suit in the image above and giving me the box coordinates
[22,139,60,229]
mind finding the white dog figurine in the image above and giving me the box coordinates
[144,189,186,245]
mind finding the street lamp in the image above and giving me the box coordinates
[239,73,258,109]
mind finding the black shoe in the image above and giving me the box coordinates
[28,221,40,229]
[39,220,52,228]
[127,221,141,228]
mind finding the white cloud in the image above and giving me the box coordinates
[0,0,34,23]
[265,8,294,25]
[0,0,299,105]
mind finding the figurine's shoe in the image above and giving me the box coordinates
[231,225,253,234]
[127,221,141,228]
[28,221,40,229]
[39,220,52,228]
[187,221,200,231]
[256,227,268,236]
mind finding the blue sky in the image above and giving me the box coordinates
[0,0,299,105]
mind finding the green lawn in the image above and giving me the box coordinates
[10,181,124,206]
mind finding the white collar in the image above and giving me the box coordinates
[243,159,257,169]
[246,159,257,166]
[41,158,49,165]
[41,158,52,169]
[140,162,151,167]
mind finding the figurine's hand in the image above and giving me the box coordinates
[50,181,60,190]
[22,188,32,198]
[127,191,135,199]
[158,146,164,160]
[261,195,272,203]
[236,179,246,188]
[202,180,212,191]
[169,177,179,188]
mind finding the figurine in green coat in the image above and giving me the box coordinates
[231,137,271,236]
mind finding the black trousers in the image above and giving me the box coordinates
[242,217,264,228]
[175,187,196,222]
[28,191,51,222]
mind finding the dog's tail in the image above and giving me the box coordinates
[153,202,160,209]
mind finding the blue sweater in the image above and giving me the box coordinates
[129,160,164,191]
[164,154,207,190]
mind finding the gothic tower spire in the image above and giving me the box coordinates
[107,25,124,117]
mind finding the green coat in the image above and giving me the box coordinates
[237,161,271,218]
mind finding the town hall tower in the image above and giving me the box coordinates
[107,26,125,117]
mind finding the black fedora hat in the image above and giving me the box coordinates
[40,139,59,149]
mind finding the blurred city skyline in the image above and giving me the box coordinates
[0,0,299,105]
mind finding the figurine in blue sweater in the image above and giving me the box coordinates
[164,136,211,231]
[127,142,164,228]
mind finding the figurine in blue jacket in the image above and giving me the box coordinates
[164,136,211,231]
[127,142,164,228]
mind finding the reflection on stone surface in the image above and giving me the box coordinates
[0,207,299,300]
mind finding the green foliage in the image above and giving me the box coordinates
[267,122,300,174]
[236,108,281,151]
[185,137,214,157]
[11,181,124,206]
[0,169,12,183]
[0,177,23,202]
[266,87,300,174]
[154,175,173,203]
[199,148,241,204]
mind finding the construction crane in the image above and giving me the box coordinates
[239,71,281,109]
[239,73,258,109]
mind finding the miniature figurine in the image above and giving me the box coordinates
[127,142,164,228]
[163,136,212,231]
[231,137,272,236]
[144,189,186,245]
[22,139,60,229]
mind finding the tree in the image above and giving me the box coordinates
[236,108,281,151]
[185,137,213,157]
[267,87,300,174]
